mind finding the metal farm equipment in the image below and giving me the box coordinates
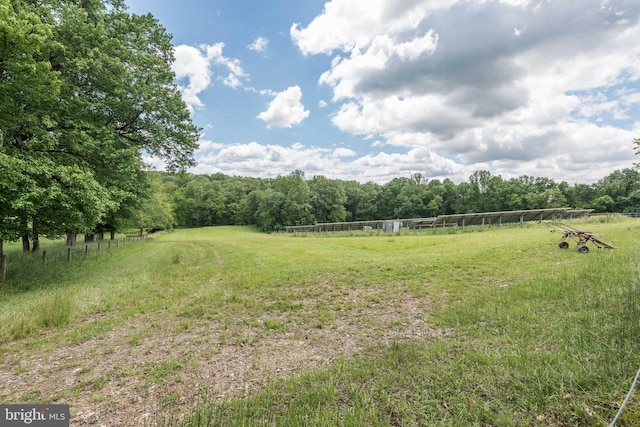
[553,223,615,253]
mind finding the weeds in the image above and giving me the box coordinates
[36,293,73,328]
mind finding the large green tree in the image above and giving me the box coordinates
[0,0,62,253]
[0,0,199,253]
[133,173,174,234]
[593,168,640,212]
[343,181,380,221]
[252,189,287,232]
[273,170,314,226]
[377,177,411,218]
[309,176,347,223]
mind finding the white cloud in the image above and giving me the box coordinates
[319,30,439,101]
[191,139,474,183]
[332,147,356,157]
[204,43,247,78]
[248,36,269,54]
[172,43,248,111]
[289,0,640,183]
[291,0,453,56]
[351,147,473,183]
[223,73,242,89]
[194,140,332,177]
[172,45,214,111]
[257,86,311,128]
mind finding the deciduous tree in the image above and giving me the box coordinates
[0,0,199,254]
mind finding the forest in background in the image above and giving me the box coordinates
[144,167,640,233]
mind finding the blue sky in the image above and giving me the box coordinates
[126,0,640,184]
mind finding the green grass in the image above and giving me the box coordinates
[0,219,639,425]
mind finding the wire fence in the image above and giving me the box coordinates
[0,234,149,282]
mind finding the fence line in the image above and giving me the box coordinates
[621,212,640,219]
[1,234,149,281]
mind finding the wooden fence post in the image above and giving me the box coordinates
[67,248,72,261]
[0,255,6,282]
[42,250,47,269]
[85,245,88,257]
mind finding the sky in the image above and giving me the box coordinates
[124,0,640,185]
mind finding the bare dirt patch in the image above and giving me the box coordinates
[0,289,448,426]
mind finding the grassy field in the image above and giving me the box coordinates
[0,218,639,426]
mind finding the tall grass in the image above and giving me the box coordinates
[7,291,74,339]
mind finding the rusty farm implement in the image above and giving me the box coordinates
[552,223,615,253]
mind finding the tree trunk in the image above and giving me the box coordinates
[31,220,40,253]
[0,246,5,282]
[110,229,116,240]
[139,227,144,236]
[21,217,30,253]
[66,233,77,246]
[84,233,95,243]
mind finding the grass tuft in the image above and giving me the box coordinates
[36,293,73,328]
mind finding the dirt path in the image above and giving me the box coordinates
[0,292,446,426]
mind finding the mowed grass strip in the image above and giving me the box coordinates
[0,218,638,426]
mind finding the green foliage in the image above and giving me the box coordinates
[161,166,640,232]
[133,173,174,232]
[309,176,347,223]
[0,0,198,253]
[0,0,61,143]
[0,155,35,242]
[254,188,287,232]
[592,195,616,213]
[593,168,640,212]
[343,180,380,221]
[275,170,314,226]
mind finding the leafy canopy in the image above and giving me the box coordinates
[0,0,199,245]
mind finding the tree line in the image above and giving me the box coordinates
[149,166,640,233]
